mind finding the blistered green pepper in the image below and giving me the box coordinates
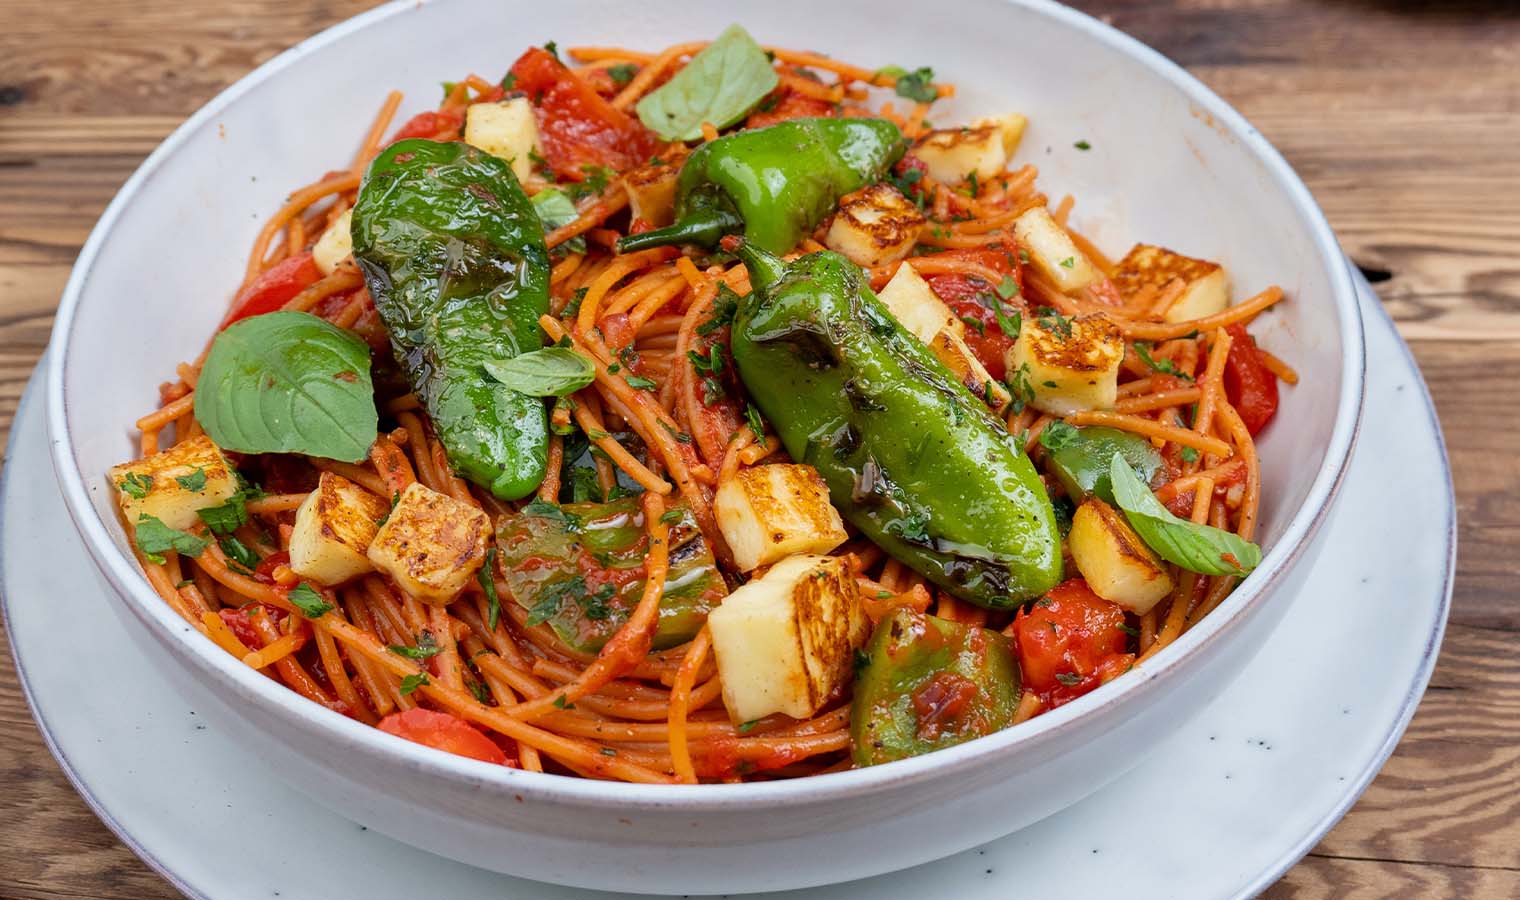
[351,139,550,500]
[1045,426,1163,504]
[729,242,1062,608]
[851,609,1021,767]
[616,118,907,255]
[494,497,726,654]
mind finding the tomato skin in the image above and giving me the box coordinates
[387,110,464,144]
[218,608,263,649]
[745,88,836,128]
[377,708,512,765]
[508,47,657,179]
[1222,323,1279,435]
[921,245,1024,381]
[221,252,323,328]
[1009,578,1135,708]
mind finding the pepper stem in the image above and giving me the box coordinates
[731,240,788,293]
[615,208,743,254]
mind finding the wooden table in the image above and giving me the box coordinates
[1,2,1515,896]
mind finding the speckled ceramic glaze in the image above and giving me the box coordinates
[40,0,1364,893]
[6,280,1445,899]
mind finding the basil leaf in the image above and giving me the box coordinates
[134,514,208,565]
[484,347,595,397]
[1108,453,1261,577]
[636,24,779,141]
[531,187,586,253]
[195,311,378,463]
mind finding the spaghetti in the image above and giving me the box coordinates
[111,36,1292,783]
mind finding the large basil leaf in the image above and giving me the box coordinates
[195,311,378,462]
[484,347,595,397]
[636,24,779,141]
[1108,452,1261,577]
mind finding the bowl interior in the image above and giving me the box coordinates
[50,0,1358,795]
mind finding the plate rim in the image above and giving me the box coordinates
[39,0,1368,809]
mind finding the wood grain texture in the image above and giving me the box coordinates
[0,1,1515,896]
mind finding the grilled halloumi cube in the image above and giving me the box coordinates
[1007,312,1123,414]
[1069,498,1173,614]
[875,262,961,344]
[288,472,390,585]
[913,123,1008,183]
[707,554,870,722]
[972,113,1028,157]
[108,435,240,532]
[312,209,353,276]
[366,482,492,605]
[1111,244,1231,323]
[824,184,926,268]
[929,328,1012,415]
[715,464,848,572]
[622,151,685,227]
[1013,207,1100,294]
[463,97,542,183]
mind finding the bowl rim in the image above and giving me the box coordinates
[46,0,1365,811]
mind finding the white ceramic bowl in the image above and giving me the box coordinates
[45,0,1364,893]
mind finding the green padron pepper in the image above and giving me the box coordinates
[616,118,907,255]
[1045,425,1163,505]
[351,139,550,500]
[729,242,1062,608]
[851,610,1021,767]
[495,497,726,654]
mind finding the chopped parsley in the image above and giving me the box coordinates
[118,472,153,499]
[698,284,740,335]
[745,403,766,441]
[1133,342,1194,381]
[581,583,617,621]
[881,65,937,104]
[1074,139,1092,151]
[1059,256,1076,269]
[196,492,249,535]
[552,694,574,709]
[287,583,333,618]
[1036,307,1073,339]
[521,500,583,533]
[1117,622,1141,637]
[606,62,638,86]
[1055,672,1083,686]
[1180,447,1201,464]
[659,509,684,524]
[738,719,761,734]
[174,468,208,491]
[525,575,588,626]
[995,275,1021,301]
[399,672,430,696]
[133,514,208,565]
[1005,362,1036,415]
[1038,420,1080,451]
[466,679,493,705]
[625,374,657,391]
[479,546,502,630]
[389,630,441,660]
[218,535,259,570]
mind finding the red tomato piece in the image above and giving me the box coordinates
[218,608,263,649]
[745,87,836,128]
[1222,323,1279,435]
[387,110,464,145]
[508,47,658,179]
[377,708,511,765]
[1009,578,1135,708]
[253,551,290,585]
[920,245,1024,381]
[221,252,323,328]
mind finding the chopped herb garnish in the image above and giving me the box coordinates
[479,546,502,631]
[1055,672,1083,686]
[1039,420,1080,451]
[659,509,684,524]
[521,500,583,533]
[174,468,208,492]
[287,583,333,619]
[995,275,1021,300]
[196,492,249,535]
[1133,342,1195,381]
[1180,446,1201,464]
[745,403,765,441]
[399,672,430,696]
[607,62,638,86]
[737,719,761,734]
[389,630,441,660]
[1005,362,1036,415]
[134,514,208,565]
[1118,622,1141,637]
[218,535,260,570]
[466,679,493,705]
[1074,139,1092,151]
[119,472,153,499]
[625,375,657,391]
[853,648,872,673]
[552,694,574,709]
[1059,256,1076,269]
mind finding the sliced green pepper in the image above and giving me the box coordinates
[851,609,1021,767]
[616,118,907,255]
[351,139,550,500]
[495,497,726,654]
[729,242,1062,608]
[1045,425,1162,504]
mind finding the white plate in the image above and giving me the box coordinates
[2,272,1450,900]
